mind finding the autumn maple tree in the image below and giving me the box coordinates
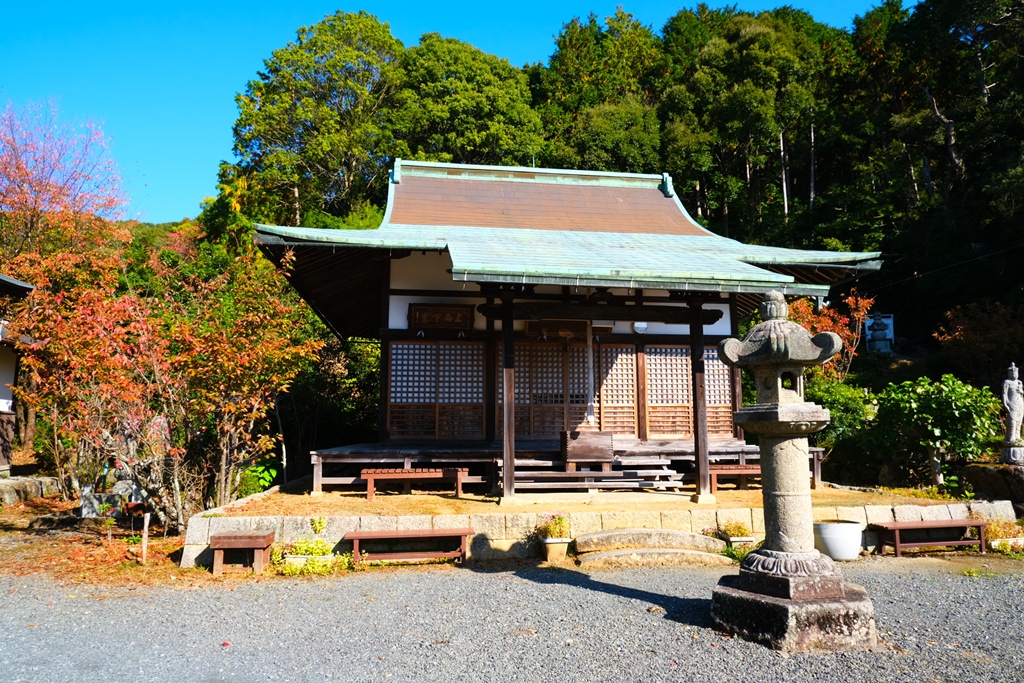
[0,101,127,260]
[788,291,874,381]
[3,103,322,529]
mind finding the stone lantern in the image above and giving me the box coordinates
[709,291,877,652]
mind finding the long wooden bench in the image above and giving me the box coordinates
[708,456,824,492]
[870,519,990,557]
[361,468,467,501]
[209,530,275,576]
[344,528,474,564]
[709,464,763,493]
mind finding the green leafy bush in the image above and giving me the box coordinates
[868,375,1000,490]
[288,538,334,556]
[805,376,871,452]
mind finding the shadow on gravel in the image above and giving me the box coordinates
[510,565,712,627]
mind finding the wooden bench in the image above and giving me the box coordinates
[709,464,762,493]
[708,455,824,493]
[344,528,474,564]
[870,519,990,557]
[361,468,468,501]
[209,530,275,576]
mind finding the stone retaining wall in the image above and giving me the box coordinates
[0,476,60,507]
[178,498,1018,568]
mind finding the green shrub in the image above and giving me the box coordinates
[288,538,334,556]
[868,375,1000,491]
[805,376,872,452]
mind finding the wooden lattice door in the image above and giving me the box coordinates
[644,345,734,438]
[388,341,485,440]
[499,342,634,439]
[703,347,735,436]
[645,345,693,437]
[598,345,637,435]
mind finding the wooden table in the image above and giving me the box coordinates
[870,519,989,557]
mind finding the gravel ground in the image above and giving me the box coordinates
[1,557,1022,683]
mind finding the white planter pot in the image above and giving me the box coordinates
[988,537,1024,553]
[723,534,756,547]
[814,521,863,561]
[541,538,571,562]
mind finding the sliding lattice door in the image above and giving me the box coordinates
[645,345,734,438]
[388,341,485,440]
[498,342,635,439]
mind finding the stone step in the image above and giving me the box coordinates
[575,528,727,554]
[577,547,734,568]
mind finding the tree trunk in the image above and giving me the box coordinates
[904,145,920,204]
[293,186,301,226]
[929,446,944,487]
[924,88,965,176]
[273,393,288,484]
[921,154,936,197]
[809,123,816,213]
[15,372,37,447]
[779,131,789,218]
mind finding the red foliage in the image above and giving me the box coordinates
[788,291,874,381]
[0,102,128,259]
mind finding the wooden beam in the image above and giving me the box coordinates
[636,344,649,442]
[378,258,392,443]
[729,294,744,440]
[690,298,711,499]
[501,297,516,497]
[476,303,724,325]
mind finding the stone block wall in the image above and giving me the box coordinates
[178,499,1018,568]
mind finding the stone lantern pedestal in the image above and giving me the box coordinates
[708,292,877,652]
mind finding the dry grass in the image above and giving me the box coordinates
[230,484,953,518]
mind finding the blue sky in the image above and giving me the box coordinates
[2,1,887,224]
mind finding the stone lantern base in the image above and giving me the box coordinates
[710,576,878,652]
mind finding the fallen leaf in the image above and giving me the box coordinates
[507,629,537,637]
[222,642,230,647]
[647,606,664,613]
[27,624,35,627]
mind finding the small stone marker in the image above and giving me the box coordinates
[709,291,877,652]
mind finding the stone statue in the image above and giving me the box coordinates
[1002,363,1024,445]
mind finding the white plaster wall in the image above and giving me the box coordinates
[0,345,15,413]
[612,302,732,336]
[391,251,481,292]
[387,258,733,336]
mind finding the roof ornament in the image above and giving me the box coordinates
[660,172,675,198]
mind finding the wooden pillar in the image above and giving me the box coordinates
[729,294,744,440]
[502,296,516,497]
[484,297,496,443]
[636,344,648,442]
[378,258,392,443]
[690,298,712,501]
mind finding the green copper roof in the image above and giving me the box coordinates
[255,160,881,298]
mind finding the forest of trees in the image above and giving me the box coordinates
[215,1,1024,356]
[3,1,1023,520]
